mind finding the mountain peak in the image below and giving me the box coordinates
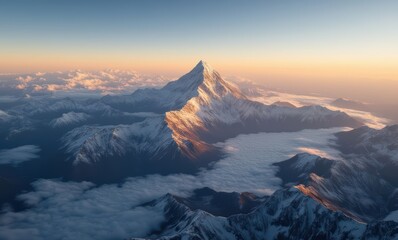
[164,60,236,95]
[183,60,245,99]
[190,60,213,76]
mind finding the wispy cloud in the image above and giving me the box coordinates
[0,145,41,166]
[245,86,388,129]
[0,109,11,122]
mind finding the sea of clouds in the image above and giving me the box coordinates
[0,70,169,99]
[0,72,391,239]
[0,128,345,240]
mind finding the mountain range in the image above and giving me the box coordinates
[131,187,397,240]
[1,61,397,240]
[61,61,361,171]
[128,124,398,239]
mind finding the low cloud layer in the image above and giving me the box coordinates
[0,109,11,122]
[0,128,343,240]
[0,145,41,166]
[0,70,169,98]
[248,88,389,129]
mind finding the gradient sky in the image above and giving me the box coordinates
[1,0,398,100]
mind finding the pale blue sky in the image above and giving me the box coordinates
[0,0,397,84]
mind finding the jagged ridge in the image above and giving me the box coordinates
[275,125,398,222]
[62,61,361,166]
[131,187,398,240]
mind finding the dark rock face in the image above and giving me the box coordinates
[172,187,265,217]
[273,153,334,186]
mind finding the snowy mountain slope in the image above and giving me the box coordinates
[59,116,216,180]
[10,97,81,116]
[101,61,242,113]
[103,61,361,132]
[273,153,334,186]
[131,187,398,240]
[273,126,398,222]
[50,112,90,128]
[61,61,361,168]
[9,97,123,117]
[61,117,175,165]
[335,124,398,161]
[164,61,361,155]
[282,154,397,222]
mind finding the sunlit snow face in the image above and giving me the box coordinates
[0,127,344,240]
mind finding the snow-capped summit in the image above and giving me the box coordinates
[102,60,245,112]
[163,60,212,91]
[197,60,212,71]
[162,60,245,101]
[175,61,240,97]
[187,60,214,76]
[164,62,361,156]
[64,61,361,169]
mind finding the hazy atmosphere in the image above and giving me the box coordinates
[1,0,398,104]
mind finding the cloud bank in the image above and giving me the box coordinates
[0,128,343,240]
[247,88,388,129]
[0,70,169,98]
